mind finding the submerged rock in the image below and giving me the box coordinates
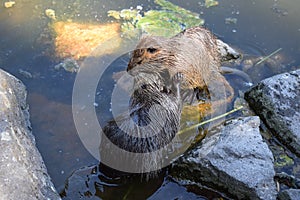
[245,69,300,156]
[277,189,300,200]
[52,22,121,60]
[0,69,60,199]
[54,58,79,73]
[171,116,277,200]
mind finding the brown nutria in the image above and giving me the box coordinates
[100,70,183,173]
[127,26,240,104]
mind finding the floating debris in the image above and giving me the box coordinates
[225,17,237,25]
[45,9,56,20]
[54,58,80,73]
[108,0,204,37]
[271,4,288,17]
[18,69,33,79]
[205,0,219,8]
[4,1,15,8]
[52,22,121,60]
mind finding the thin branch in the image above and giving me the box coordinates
[178,105,244,134]
[255,48,282,66]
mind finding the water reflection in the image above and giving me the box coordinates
[61,164,223,200]
[28,93,97,191]
[61,164,166,199]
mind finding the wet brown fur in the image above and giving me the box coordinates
[101,72,183,173]
[127,26,234,104]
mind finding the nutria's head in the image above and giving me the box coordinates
[127,35,176,76]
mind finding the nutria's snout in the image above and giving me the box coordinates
[127,48,146,72]
[127,63,137,76]
[127,62,134,72]
[127,57,144,73]
[127,56,133,72]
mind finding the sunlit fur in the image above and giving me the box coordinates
[127,26,234,103]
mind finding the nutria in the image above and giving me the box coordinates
[102,70,183,154]
[127,26,242,104]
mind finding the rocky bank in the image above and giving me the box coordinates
[171,116,277,199]
[0,69,60,200]
[245,69,300,156]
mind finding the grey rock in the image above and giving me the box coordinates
[0,69,61,200]
[277,189,300,200]
[171,116,277,200]
[244,69,300,156]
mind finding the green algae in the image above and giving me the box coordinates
[108,0,204,37]
[205,0,219,8]
[275,153,294,168]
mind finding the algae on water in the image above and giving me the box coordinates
[205,0,219,8]
[108,0,204,37]
[275,153,294,168]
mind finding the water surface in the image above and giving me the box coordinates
[0,0,299,198]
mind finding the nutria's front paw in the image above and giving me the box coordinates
[173,72,183,104]
[161,86,171,94]
[172,72,184,85]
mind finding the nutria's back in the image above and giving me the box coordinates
[100,72,183,173]
[103,77,181,153]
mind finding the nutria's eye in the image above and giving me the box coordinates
[147,47,157,54]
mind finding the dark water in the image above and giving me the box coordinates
[0,0,299,199]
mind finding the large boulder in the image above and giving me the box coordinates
[171,116,277,199]
[0,69,61,199]
[245,69,300,156]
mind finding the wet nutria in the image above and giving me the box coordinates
[127,26,241,104]
[100,70,183,173]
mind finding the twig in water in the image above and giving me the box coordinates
[178,106,244,135]
[255,48,282,66]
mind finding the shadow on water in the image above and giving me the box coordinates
[0,0,300,199]
[61,164,224,200]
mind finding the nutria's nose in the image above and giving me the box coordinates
[127,62,135,72]
[127,54,136,71]
[127,61,137,74]
[127,58,143,72]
